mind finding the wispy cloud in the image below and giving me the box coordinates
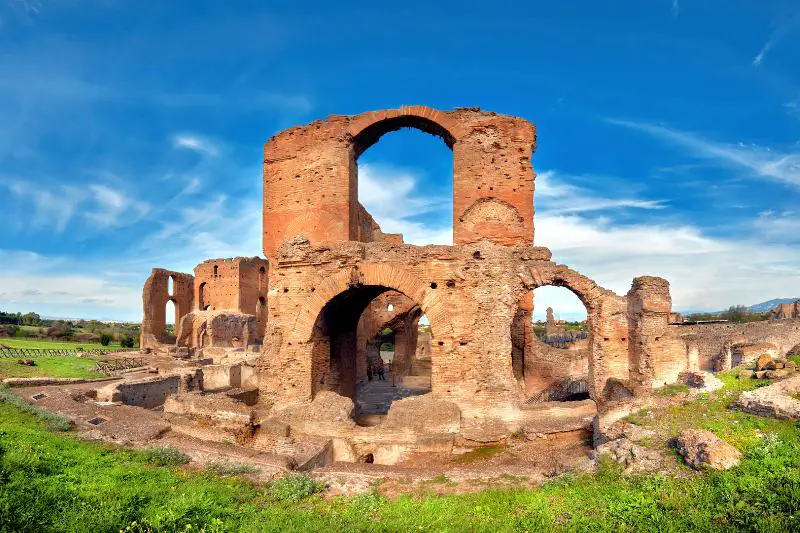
[7,181,85,232]
[536,171,667,213]
[4,179,152,232]
[358,163,452,245]
[86,184,150,228]
[607,118,800,188]
[537,213,800,313]
[173,134,220,156]
[671,0,680,18]
[752,12,800,66]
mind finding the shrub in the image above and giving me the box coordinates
[268,474,326,502]
[46,322,74,339]
[119,335,135,348]
[141,445,190,467]
[99,332,113,346]
[206,460,259,476]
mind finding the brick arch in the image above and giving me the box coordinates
[288,263,454,343]
[347,105,461,158]
[528,263,624,401]
[529,264,612,315]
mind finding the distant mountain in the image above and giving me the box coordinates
[747,298,800,313]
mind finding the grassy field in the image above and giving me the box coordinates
[1,371,800,531]
[0,356,103,379]
[0,337,127,351]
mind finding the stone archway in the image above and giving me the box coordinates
[528,263,628,401]
[272,263,455,404]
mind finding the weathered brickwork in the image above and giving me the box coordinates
[676,319,800,371]
[140,106,689,447]
[262,106,536,259]
[140,268,194,350]
[141,258,268,352]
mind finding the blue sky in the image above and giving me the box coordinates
[1,0,799,321]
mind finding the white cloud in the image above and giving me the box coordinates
[536,170,667,213]
[753,210,800,243]
[4,179,152,232]
[358,163,452,245]
[536,213,800,313]
[6,181,85,232]
[173,134,220,156]
[672,0,679,18]
[0,271,141,318]
[608,118,800,188]
[753,38,775,66]
[85,184,150,228]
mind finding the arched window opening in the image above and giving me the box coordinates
[167,275,175,297]
[259,266,267,292]
[357,127,453,246]
[164,299,177,338]
[213,264,219,277]
[198,282,207,311]
[515,286,591,402]
[311,286,431,426]
[255,296,267,341]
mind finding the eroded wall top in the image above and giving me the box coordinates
[263,106,537,259]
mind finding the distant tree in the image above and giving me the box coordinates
[20,312,41,326]
[119,335,135,348]
[99,332,113,346]
[46,322,74,339]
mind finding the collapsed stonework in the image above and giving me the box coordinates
[770,300,800,320]
[134,106,692,465]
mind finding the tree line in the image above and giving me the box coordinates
[0,310,140,347]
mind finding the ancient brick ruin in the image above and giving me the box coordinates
[125,105,708,464]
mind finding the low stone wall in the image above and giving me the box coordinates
[96,375,180,409]
[201,363,258,391]
[675,319,800,371]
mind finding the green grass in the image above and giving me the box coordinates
[141,446,191,467]
[655,384,690,397]
[206,460,260,476]
[0,338,126,350]
[0,356,102,379]
[2,372,800,531]
[0,384,71,431]
[453,444,507,464]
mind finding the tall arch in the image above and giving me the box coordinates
[348,107,459,158]
[274,263,455,403]
[529,264,629,400]
[262,106,537,259]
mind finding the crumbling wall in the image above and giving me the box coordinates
[627,276,688,388]
[177,310,258,350]
[194,257,268,314]
[677,319,800,371]
[140,268,194,350]
[770,301,800,319]
[257,238,679,421]
[263,106,537,259]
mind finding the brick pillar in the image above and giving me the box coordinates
[627,276,683,388]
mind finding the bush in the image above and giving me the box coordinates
[206,460,259,476]
[268,474,326,502]
[119,335,135,348]
[46,322,74,339]
[99,332,113,346]
[141,446,190,467]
